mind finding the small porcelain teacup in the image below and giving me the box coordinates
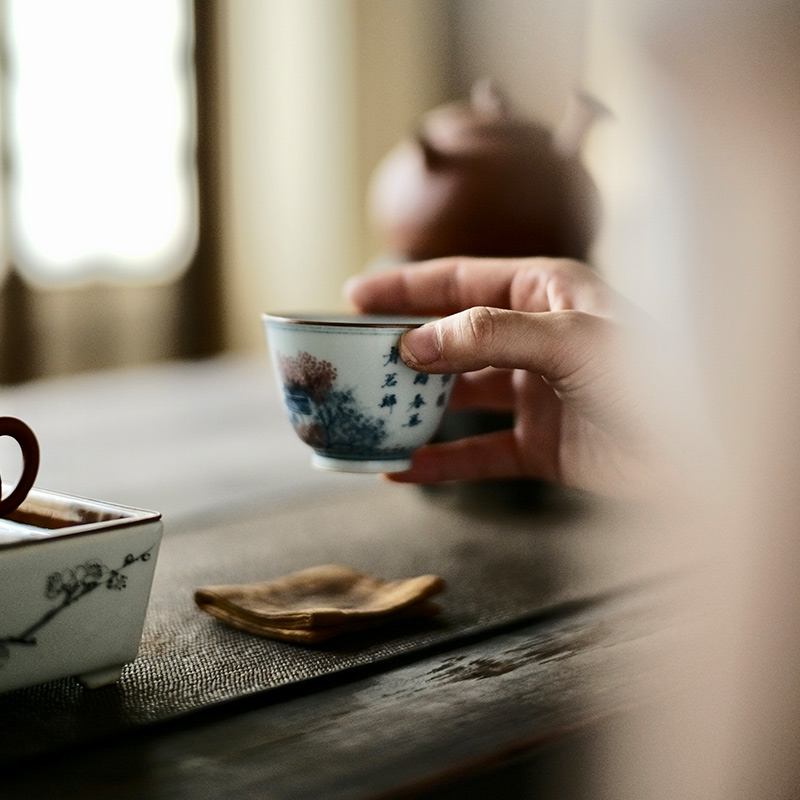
[262,313,453,473]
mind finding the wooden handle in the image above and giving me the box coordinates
[0,416,40,517]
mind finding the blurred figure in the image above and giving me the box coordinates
[357,1,800,797]
[604,3,800,798]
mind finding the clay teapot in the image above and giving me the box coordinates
[368,79,606,262]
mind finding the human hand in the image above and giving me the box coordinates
[346,257,669,499]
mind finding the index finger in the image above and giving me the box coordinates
[345,257,532,316]
[346,256,611,317]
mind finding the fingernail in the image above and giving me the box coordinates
[401,324,440,365]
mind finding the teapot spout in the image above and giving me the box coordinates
[553,90,610,156]
[470,78,510,119]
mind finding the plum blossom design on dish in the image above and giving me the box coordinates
[0,545,155,668]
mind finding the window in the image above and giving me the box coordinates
[1,0,198,287]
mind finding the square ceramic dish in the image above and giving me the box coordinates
[0,487,162,693]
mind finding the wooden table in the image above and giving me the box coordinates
[2,355,693,799]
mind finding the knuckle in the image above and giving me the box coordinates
[447,257,476,308]
[464,306,499,347]
[547,309,611,375]
[549,309,594,346]
[547,272,573,300]
[436,306,502,368]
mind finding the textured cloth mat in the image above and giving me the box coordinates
[0,482,640,764]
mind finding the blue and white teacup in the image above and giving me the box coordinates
[262,313,453,473]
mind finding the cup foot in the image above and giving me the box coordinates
[312,453,411,473]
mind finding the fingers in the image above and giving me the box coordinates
[346,257,519,316]
[384,430,556,484]
[400,306,612,386]
[346,256,602,316]
[509,258,614,316]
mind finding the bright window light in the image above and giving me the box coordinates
[4,0,198,286]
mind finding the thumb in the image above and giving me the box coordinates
[400,306,610,383]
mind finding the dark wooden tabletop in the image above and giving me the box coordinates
[2,355,693,799]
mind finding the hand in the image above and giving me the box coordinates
[346,257,670,499]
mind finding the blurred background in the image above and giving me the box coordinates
[0,0,597,384]
[0,0,714,386]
